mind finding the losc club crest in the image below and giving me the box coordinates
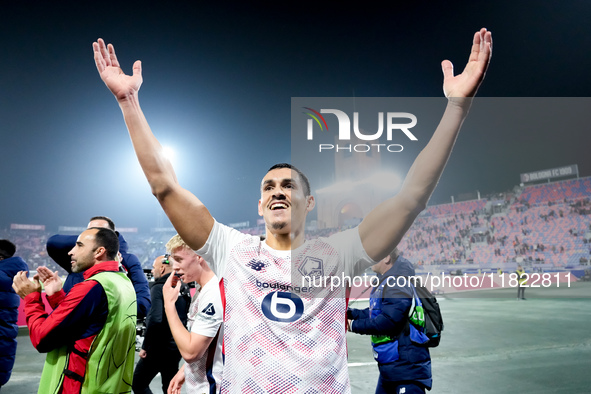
[298,256,324,278]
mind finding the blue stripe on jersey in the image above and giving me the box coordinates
[205,329,221,394]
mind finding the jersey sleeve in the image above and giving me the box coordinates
[196,220,251,277]
[325,227,377,277]
[190,277,223,338]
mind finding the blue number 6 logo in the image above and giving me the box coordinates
[261,291,304,323]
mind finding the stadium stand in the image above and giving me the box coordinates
[3,177,590,276]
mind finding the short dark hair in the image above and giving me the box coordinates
[89,216,116,231]
[89,227,119,260]
[267,163,311,196]
[0,239,16,259]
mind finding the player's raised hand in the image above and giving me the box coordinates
[93,38,143,102]
[442,28,492,98]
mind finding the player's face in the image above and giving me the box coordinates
[170,247,202,283]
[68,229,100,273]
[258,168,314,234]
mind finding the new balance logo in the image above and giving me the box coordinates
[202,303,216,316]
[248,260,266,271]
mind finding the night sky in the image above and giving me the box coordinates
[1,1,590,231]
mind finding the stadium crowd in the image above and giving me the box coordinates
[3,177,591,277]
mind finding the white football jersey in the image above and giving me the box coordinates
[198,221,374,393]
[185,275,224,394]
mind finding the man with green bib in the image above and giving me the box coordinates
[12,227,137,394]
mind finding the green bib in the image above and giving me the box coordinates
[38,271,137,394]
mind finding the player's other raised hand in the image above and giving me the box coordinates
[93,38,143,102]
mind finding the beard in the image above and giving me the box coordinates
[271,221,287,231]
[71,259,93,273]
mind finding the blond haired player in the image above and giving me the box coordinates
[163,235,223,394]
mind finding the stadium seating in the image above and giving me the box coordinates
[4,177,590,272]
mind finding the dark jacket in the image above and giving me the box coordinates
[142,273,190,354]
[348,256,432,389]
[0,256,29,386]
[46,232,151,319]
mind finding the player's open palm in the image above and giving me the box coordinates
[93,38,143,101]
[442,28,492,98]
